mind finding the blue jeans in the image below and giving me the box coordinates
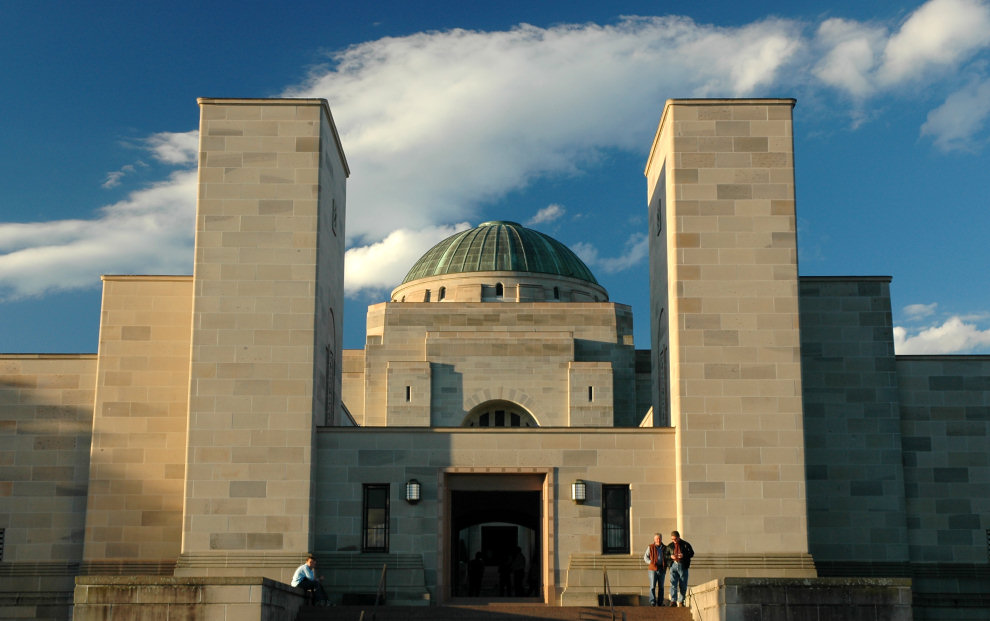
[647,569,665,605]
[669,562,688,603]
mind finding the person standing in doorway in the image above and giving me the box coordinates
[666,531,694,607]
[643,532,668,606]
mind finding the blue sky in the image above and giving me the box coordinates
[2,0,990,354]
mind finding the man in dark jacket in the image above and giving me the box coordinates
[642,532,668,606]
[666,531,694,607]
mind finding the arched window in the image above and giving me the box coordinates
[462,401,538,428]
[553,286,560,300]
[495,283,504,298]
[438,286,446,301]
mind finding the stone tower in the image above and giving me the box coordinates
[175,98,348,578]
[645,99,814,571]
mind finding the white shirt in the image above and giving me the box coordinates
[291,563,316,587]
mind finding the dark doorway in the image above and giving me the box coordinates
[450,490,541,599]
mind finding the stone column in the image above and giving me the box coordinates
[645,99,814,572]
[175,98,348,579]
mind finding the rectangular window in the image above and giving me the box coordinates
[602,484,630,554]
[362,484,390,552]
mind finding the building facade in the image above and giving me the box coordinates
[0,97,987,620]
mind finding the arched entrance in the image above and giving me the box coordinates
[440,470,554,603]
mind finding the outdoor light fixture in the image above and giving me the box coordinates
[571,479,587,504]
[405,479,421,504]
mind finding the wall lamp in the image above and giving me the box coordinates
[571,479,587,504]
[405,479,421,504]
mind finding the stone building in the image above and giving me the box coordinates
[0,97,987,620]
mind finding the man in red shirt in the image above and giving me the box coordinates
[642,532,668,606]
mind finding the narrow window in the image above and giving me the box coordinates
[424,290,431,302]
[438,286,446,301]
[331,198,338,236]
[405,386,411,402]
[362,484,390,552]
[510,412,520,427]
[553,286,560,300]
[588,386,593,402]
[0,527,4,561]
[495,283,504,298]
[602,484,630,554]
[494,410,505,427]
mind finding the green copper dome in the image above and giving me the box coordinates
[402,221,599,285]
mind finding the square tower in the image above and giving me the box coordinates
[176,98,348,578]
[645,99,814,569]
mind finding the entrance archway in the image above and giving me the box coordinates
[440,471,554,603]
[451,490,540,598]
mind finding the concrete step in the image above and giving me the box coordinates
[296,603,694,621]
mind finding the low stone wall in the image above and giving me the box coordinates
[689,577,913,621]
[72,576,305,621]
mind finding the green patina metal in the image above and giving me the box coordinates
[401,221,599,285]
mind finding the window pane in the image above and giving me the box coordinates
[601,485,630,554]
[363,484,390,552]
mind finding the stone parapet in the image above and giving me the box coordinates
[690,577,913,621]
[72,576,304,621]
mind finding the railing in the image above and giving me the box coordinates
[602,567,616,621]
[359,563,387,621]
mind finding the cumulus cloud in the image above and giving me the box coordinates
[145,130,200,165]
[903,302,938,320]
[572,232,649,274]
[894,315,990,353]
[0,169,196,299]
[921,77,990,150]
[3,2,990,300]
[527,204,565,226]
[877,0,990,86]
[812,18,887,97]
[285,16,808,245]
[344,222,471,295]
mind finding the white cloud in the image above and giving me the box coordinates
[4,7,990,301]
[145,130,199,165]
[285,16,807,244]
[572,232,649,274]
[344,223,471,295]
[921,77,990,150]
[894,315,990,353]
[903,302,938,320]
[0,170,196,299]
[527,204,565,226]
[812,18,886,97]
[877,0,990,86]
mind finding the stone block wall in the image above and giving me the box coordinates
[314,427,677,604]
[798,276,910,563]
[72,576,304,621]
[0,354,96,619]
[358,302,640,428]
[82,276,191,570]
[178,98,346,578]
[690,577,912,621]
[646,98,811,558]
[897,356,990,565]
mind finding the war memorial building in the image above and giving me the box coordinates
[1,97,988,620]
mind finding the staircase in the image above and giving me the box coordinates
[296,603,694,621]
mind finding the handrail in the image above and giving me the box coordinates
[602,566,616,621]
[360,563,388,621]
